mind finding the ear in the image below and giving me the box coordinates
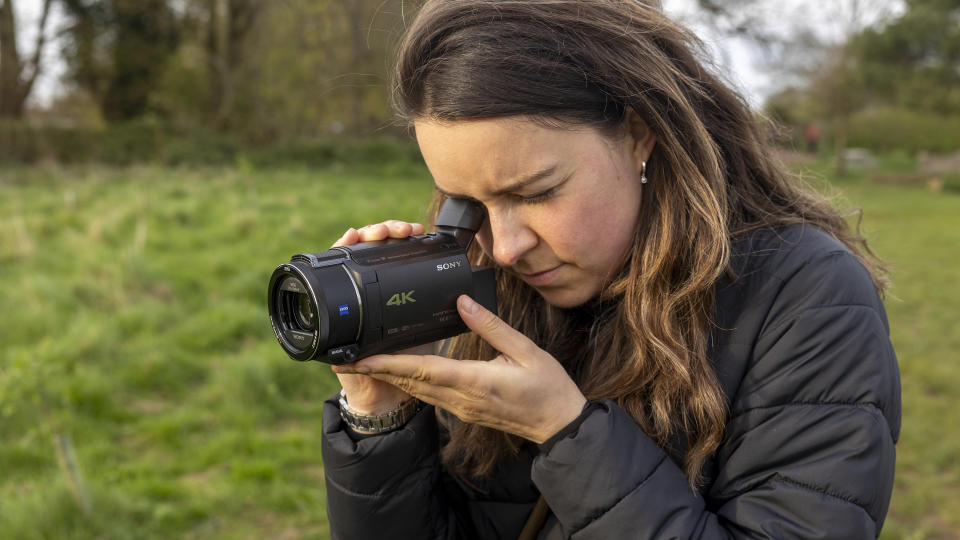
[626,107,657,172]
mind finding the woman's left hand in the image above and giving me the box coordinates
[331,294,587,444]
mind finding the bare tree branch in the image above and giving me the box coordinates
[0,0,53,117]
[22,0,53,93]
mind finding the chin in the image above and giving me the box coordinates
[537,286,597,309]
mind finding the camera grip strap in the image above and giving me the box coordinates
[517,495,549,540]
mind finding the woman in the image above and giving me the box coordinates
[321,1,900,538]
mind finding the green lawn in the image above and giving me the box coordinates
[1,161,957,538]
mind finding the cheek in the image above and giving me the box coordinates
[552,180,639,266]
[571,206,629,257]
[475,221,494,259]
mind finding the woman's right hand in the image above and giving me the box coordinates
[331,220,426,416]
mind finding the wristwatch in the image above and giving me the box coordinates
[338,389,423,434]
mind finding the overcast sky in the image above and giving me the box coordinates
[663,0,906,107]
[13,0,903,109]
[662,0,769,106]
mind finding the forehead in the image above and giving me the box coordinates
[413,117,603,196]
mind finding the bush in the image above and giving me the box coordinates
[97,121,166,165]
[0,121,423,169]
[0,121,162,165]
[0,121,43,162]
[847,108,960,154]
[163,131,242,166]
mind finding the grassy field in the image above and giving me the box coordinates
[1,159,958,539]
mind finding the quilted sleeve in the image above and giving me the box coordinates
[322,398,460,540]
[322,397,538,540]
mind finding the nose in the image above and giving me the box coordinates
[481,207,538,267]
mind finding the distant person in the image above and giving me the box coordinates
[320,1,900,538]
[805,121,822,154]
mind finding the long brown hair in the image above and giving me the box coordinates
[392,0,888,488]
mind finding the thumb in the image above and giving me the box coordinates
[457,294,537,363]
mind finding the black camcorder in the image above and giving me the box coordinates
[267,198,498,364]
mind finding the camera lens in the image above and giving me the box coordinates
[276,276,317,334]
[268,260,363,362]
[295,292,316,331]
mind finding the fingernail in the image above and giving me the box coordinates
[459,295,480,314]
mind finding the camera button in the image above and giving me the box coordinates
[328,344,361,364]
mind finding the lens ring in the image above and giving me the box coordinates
[267,261,340,362]
[268,268,327,359]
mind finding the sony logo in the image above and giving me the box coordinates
[436,260,462,272]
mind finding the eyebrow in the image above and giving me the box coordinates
[434,165,559,199]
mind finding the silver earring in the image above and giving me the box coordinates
[641,161,648,184]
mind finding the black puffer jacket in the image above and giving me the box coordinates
[321,225,901,539]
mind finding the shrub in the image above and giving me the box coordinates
[0,122,423,169]
[847,108,960,154]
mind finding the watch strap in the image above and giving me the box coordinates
[338,389,423,434]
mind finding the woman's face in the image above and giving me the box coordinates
[415,115,654,308]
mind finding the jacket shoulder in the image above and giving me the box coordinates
[731,224,867,285]
[707,225,900,532]
[723,224,897,418]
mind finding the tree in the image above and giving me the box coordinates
[710,0,902,173]
[59,0,180,122]
[203,0,264,129]
[0,0,54,119]
[209,0,405,139]
[855,0,960,114]
[688,0,782,44]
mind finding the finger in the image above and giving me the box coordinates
[357,223,389,242]
[367,372,477,408]
[331,228,358,247]
[357,355,493,410]
[334,353,472,388]
[383,220,414,239]
[457,295,538,363]
[410,223,426,235]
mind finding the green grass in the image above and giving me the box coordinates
[0,163,434,539]
[1,158,958,538]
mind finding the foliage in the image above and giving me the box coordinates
[1,160,959,538]
[763,0,960,157]
[854,0,960,115]
[59,0,181,122]
[0,120,423,169]
[763,101,960,154]
[847,108,960,153]
[48,0,408,139]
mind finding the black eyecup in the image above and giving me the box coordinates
[436,198,485,232]
[436,198,485,250]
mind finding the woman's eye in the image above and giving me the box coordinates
[519,187,556,204]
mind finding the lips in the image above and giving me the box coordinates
[517,264,564,287]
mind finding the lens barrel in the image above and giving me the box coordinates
[268,260,363,362]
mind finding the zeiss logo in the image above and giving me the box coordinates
[338,304,350,316]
